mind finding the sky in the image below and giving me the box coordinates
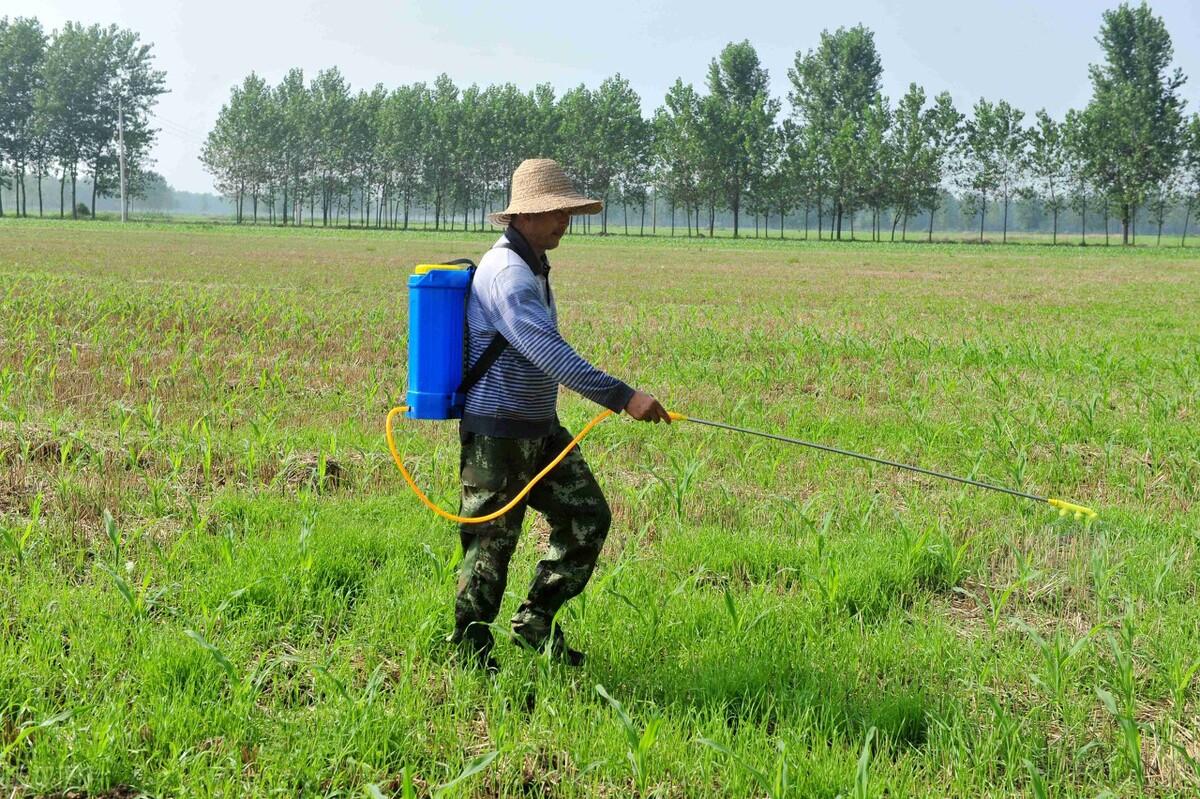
[11,0,1200,194]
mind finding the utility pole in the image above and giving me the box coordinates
[118,96,128,223]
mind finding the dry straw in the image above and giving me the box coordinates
[488,158,602,225]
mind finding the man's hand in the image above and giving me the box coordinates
[624,390,672,423]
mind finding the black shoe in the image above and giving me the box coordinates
[450,630,499,675]
[554,644,585,668]
[515,628,585,667]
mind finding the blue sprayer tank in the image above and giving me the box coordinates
[406,263,474,419]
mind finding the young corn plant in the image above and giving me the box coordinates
[596,684,662,797]
[1,492,42,566]
[722,584,775,638]
[648,453,704,521]
[844,726,878,799]
[1157,648,1200,718]
[1097,609,1144,789]
[1013,619,1096,720]
[697,738,792,799]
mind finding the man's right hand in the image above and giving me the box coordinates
[624,390,672,423]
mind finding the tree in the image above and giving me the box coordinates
[1026,110,1067,243]
[591,74,645,234]
[0,17,47,217]
[423,73,458,230]
[1181,114,1200,246]
[1063,109,1094,244]
[652,80,703,237]
[703,40,779,237]
[961,99,1001,242]
[38,22,102,218]
[1082,2,1187,244]
[990,100,1027,243]
[889,83,927,240]
[381,82,428,229]
[920,91,963,241]
[859,93,894,241]
[788,24,883,240]
[100,25,167,220]
[273,68,311,225]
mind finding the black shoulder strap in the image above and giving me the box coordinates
[455,244,520,395]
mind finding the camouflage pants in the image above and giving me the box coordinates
[453,425,611,658]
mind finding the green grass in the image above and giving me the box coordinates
[1,216,1199,797]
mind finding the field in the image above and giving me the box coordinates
[1,218,1198,797]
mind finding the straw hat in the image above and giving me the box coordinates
[488,158,602,225]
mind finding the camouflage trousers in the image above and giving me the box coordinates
[453,425,611,659]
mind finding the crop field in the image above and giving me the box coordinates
[1,218,1198,797]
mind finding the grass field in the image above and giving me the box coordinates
[1,217,1198,797]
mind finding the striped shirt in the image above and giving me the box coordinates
[460,227,634,438]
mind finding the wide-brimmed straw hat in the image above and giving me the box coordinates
[488,158,602,225]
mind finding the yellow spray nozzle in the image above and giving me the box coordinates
[668,411,689,422]
[1047,498,1098,521]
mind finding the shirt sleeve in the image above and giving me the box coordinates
[487,264,635,413]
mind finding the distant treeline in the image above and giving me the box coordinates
[197,3,1200,245]
[0,17,166,219]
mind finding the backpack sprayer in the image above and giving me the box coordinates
[386,261,1097,524]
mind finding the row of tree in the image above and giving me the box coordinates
[0,17,166,219]
[198,4,1199,244]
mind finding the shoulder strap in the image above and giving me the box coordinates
[455,244,521,395]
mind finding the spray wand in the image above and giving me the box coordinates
[385,407,1097,524]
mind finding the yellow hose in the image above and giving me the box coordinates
[386,405,685,525]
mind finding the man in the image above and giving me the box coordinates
[453,158,670,671]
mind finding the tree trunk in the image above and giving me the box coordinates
[835,201,843,240]
[1080,199,1086,245]
[1121,203,1129,245]
[59,172,65,218]
[72,172,78,219]
[1002,192,1009,243]
[928,206,935,242]
[1182,205,1191,246]
[979,192,986,243]
[36,167,43,216]
[803,207,809,240]
[90,163,97,219]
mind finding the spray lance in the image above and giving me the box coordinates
[387,262,1096,524]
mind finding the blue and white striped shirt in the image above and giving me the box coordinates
[460,227,634,438]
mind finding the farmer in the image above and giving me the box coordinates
[453,158,671,671]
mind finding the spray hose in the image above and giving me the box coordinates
[385,406,1097,524]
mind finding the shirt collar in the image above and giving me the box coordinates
[502,225,551,276]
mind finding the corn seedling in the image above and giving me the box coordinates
[648,453,704,520]
[845,726,878,799]
[1014,619,1096,718]
[697,738,793,799]
[1,492,42,566]
[1097,609,1144,788]
[596,684,661,796]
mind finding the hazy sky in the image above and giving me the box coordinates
[12,0,1200,194]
